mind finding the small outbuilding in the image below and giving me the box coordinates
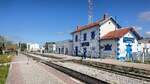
[100,27,141,60]
[55,40,73,55]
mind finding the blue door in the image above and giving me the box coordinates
[126,44,132,60]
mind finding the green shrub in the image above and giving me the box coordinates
[144,60,150,64]
[0,55,13,63]
[0,65,10,84]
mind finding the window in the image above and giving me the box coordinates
[104,44,112,51]
[81,42,89,46]
[91,31,95,39]
[61,47,64,53]
[75,35,78,42]
[117,53,120,55]
[83,33,87,41]
[117,43,120,46]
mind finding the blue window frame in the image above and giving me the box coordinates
[117,43,120,46]
[117,53,120,55]
[117,48,120,51]
[83,33,87,41]
[104,44,112,51]
[91,31,95,39]
[75,35,78,42]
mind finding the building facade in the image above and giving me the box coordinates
[100,28,141,60]
[27,43,40,52]
[138,38,150,53]
[71,15,121,58]
[71,14,141,60]
[55,40,73,55]
[44,42,56,53]
[137,38,150,60]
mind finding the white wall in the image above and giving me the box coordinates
[138,43,150,53]
[47,44,56,53]
[117,32,139,58]
[55,40,73,55]
[72,19,119,57]
[72,27,100,57]
[100,32,139,59]
[100,19,119,38]
[27,43,40,52]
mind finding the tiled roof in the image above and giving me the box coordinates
[71,17,119,34]
[73,22,99,33]
[101,27,141,40]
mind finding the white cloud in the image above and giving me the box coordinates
[139,11,150,21]
[146,31,150,36]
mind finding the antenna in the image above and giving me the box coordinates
[88,0,93,23]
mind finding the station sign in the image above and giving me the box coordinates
[81,42,89,46]
[123,37,134,43]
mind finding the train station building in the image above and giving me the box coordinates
[71,14,141,60]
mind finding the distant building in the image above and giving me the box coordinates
[55,40,73,55]
[27,43,40,52]
[138,38,150,53]
[44,42,56,53]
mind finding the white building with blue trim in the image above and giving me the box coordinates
[101,28,141,60]
[71,14,141,60]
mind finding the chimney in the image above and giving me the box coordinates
[103,13,109,20]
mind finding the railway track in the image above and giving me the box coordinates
[22,53,109,84]
[72,60,150,82]
[29,53,150,82]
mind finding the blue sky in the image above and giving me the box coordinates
[0,0,150,44]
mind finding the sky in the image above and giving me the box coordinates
[0,0,150,44]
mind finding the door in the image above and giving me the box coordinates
[75,46,78,56]
[126,44,132,59]
[58,48,61,54]
[65,48,68,55]
[83,48,87,58]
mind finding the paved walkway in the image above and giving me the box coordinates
[6,54,83,84]
[41,53,150,71]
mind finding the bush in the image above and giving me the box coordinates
[0,55,12,63]
[145,60,150,64]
